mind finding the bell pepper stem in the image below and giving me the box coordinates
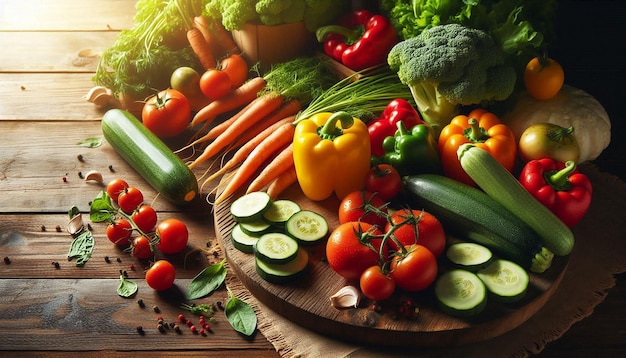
[546,160,576,191]
[316,24,363,44]
[318,111,354,140]
[465,118,488,142]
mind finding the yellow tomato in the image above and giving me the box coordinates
[524,56,565,100]
[519,123,580,163]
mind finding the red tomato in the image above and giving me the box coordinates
[326,222,387,282]
[131,205,158,233]
[145,260,176,291]
[338,190,388,228]
[106,218,132,246]
[199,69,232,100]
[106,178,129,202]
[390,244,438,292]
[364,164,402,201]
[142,89,191,138]
[360,265,396,301]
[220,53,248,88]
[117,187,144,214]
[156,218,189,254]
[131,236,153,259]
[385,209,446,257]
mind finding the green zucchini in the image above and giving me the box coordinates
[403,174,554,273]
[101,109,198,206]
[477,259,529,303]
[435,269,487,317]
[457,144,575,256]
[254,232,299,265]
[255,247,309,284]
[230,224,259,254]
[446,242,494,272]
[285,210,329,246]
[230,191,272,223]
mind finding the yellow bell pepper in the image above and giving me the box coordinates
[293,111,371,201]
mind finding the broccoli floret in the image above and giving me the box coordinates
[387,23,516,131]
[256,0,306,26]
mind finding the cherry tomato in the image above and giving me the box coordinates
[360,265,396,301]
[390,244,438,292]
[142,89,191,138]
[326,222,387,282]
[524,55,564,100]
[338,190,388,228]
[106,178,129,202]
[117,187,144,214]
[220,53,248,88]
[364,164,402,201]
[170,66,201,97]
[145,260,176,291]
[199,69,232,100]
[131,235,153,259]
[385,209,446,257]
[106,218,132,246]
[131,205,158,233]
[156,218,189,254]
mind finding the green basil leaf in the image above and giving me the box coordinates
[89,191,116,222]
[67,229,94,266]
[225,288,257,337]
[117,275,138,298]
[187,259,227,299]
[77,136,104,148]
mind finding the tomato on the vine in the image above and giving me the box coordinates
[326,222,387,282]
[156,218,189,254]
[524,55,564,100]
[220,53,248,88]
[131,235,153,259]
[338,190,388,228]
[145,260,176,291]
[106,218,132,246]
[142,89,191,138]
[131,205,158,233]
[117,187,144,214]
[170,66,201,97]
[385,209,446,257]
[364,164,402,201]
[360,265,396,301]
[199,69,231,100]
[106,178,129,202]
[390,244,438,292]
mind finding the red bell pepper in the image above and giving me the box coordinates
[367,99,425,157]
[316,10,398,71]
[519,158,592,227]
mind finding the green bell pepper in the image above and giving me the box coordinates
[377,121,441,176]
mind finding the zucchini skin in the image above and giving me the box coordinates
[102,109,198,206]
[457,144,575,256]
[403,174,553,273]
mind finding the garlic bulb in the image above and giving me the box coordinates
[330,285,361,309]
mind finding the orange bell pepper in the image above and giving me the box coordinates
[438,109,516,186]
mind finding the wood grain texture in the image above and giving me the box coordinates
[214,184,569,348]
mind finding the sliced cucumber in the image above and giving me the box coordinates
[477,259,529,303]
[285,210,329,246]
[230,224,259,254]
[239,220,273,237]
[254,232,299,265]
[262,199,301,226]
[435,269,487,317]
[446,242,494,272]
[230,191,272,223]
[256,247,309,284]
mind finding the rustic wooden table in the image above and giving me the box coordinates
[0,0,624,357]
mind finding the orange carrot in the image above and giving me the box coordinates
[214,121,296,205]
[187,27,216,70]
[191,76,266,127]
[189,94,284,169]
[230,99,301,149]
[266,166,298,200]
[208,20,240,57]
[205,115,296,183]
[246,143,294,194]
[193,15,219,54]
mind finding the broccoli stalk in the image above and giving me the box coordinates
[387,23,517,132]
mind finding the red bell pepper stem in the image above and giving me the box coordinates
[545,160,576,191]
[316,25,363,45]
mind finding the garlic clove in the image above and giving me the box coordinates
[83,170,103,184]
[330,285,361,309]
[67,213,85,235]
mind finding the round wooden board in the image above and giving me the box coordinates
[214,184,569,348]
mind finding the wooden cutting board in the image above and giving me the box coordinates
[214,184,569,348]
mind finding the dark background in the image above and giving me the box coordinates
[552,1,626,181]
